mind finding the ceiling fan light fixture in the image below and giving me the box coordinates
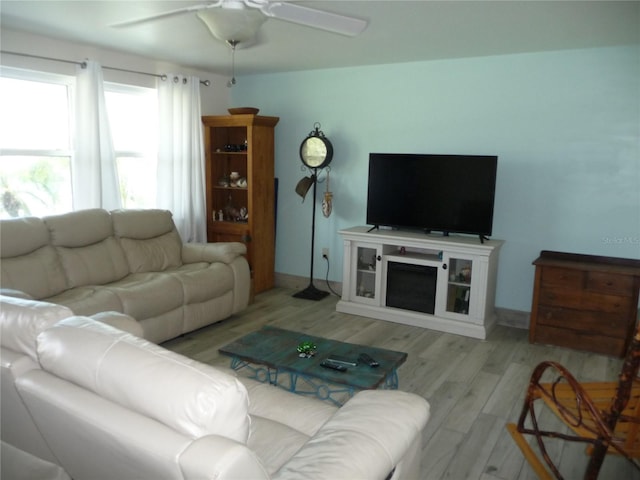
[197,8,266,43]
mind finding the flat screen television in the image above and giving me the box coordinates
[366,153,498,238]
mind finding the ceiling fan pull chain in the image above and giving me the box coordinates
[227,39,238,87]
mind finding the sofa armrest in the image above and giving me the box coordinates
[17,369,259,480]
[239,377,337,437]
[182,242,247,265]
[180,435,270,480]
[273,390,430,480]
[0,289,33,300]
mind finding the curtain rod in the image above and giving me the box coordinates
[0,51,211,86]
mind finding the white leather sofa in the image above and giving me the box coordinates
[1,297,430,479]
[0,296,146,480]
[0,208,250,343]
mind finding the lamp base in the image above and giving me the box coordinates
[293,283,329,301]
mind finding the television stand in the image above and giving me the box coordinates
[336,226,503,339]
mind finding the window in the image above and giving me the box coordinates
[105,83,158,208]
[0,67,159,218]
[0,70,73,218]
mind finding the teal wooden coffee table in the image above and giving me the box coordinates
[219,326,407,406]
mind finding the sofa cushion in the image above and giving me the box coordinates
[182,242,247,265]
[36,317,251,443]
[101,272,183,320]
[44,209,129,287]
[111,208,176,240]
[45,286,123,317]
[169,262,234,303]
[112,209,183,273]
[44,209,113,248]
[0,216,49,258]
[119,232,183,273]
[89,311,143,337]
[1,441,71,480]
[0,296,73,361]
[0,247,69,300]
[54,238,130,287]
[0,217,68,299]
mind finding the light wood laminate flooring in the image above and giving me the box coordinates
[163,287,638,480]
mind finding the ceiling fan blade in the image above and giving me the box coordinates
[110,2,223,28]
[258,1,367,37]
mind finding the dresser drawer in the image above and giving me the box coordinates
[541,267,584,289]
[538,287,633,314]
[533,325,627,357]
[536,306,629,337]
[587,271,635,295]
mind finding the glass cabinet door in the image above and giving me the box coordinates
[353,244,380,303]
[209,126,249,225]
[444,257,473,316]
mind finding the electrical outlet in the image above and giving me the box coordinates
[322,248,329,259]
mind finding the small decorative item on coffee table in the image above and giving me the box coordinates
[296,341,317,358]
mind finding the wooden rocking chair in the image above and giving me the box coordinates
[507,325,640,479]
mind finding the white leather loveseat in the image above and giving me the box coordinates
[1,297,430,479]
[0,208,250,343]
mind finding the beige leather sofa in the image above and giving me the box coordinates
[1,297,430,479]
[0,208,250,343]
[0,296,141,478]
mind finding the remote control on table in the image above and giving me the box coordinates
[358,353,380,367]
[327,355,358,367]
[320,359,348,372]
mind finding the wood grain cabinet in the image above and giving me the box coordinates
[529,251,640,357]
[202,114,279,294]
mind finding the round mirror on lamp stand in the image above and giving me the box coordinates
[293,123,333,300]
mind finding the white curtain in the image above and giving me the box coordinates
[72,60,122,210]
[157,74,206,243]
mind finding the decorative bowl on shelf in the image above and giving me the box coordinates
[228,107,259,115]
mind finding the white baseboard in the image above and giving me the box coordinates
[494,307,530,330]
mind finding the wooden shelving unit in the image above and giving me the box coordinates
[202,114,279,293]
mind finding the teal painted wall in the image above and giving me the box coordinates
[232,45,639,313]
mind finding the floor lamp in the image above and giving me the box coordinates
[293,171,329,300]
[293,124,333,300]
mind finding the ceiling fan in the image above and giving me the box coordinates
[111,0,368,43]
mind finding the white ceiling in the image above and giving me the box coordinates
[1,1,638,76]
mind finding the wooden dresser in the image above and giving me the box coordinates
[529,251,640,357]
